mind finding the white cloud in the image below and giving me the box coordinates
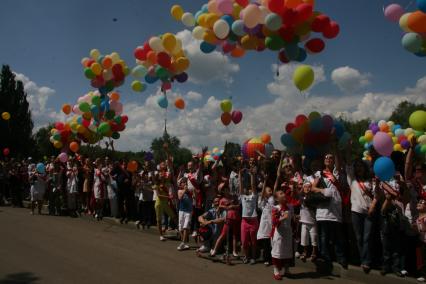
[185,91,202,101]
[13,72,64,130]
[331,66,371,93]
[177,30,240,86]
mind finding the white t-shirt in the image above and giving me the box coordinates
[315,171,342,223]
[257,196,274,239]
[241,192,258,218]
[346,165,374,215]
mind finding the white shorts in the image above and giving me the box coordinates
[301,223,318,247]
[178,211,191,231]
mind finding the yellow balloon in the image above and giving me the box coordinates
[110,52,121,64]
[176,57,190,72]
[365,131,374,142]
[241,35,257,50]
[171,5,184,21]
[293,65,315,92]
[206,14,219,28]
[54,141,63,149]
[198,14,208,28]
[90,49,100,60]
[399,13,412,32]
[162,33,177,53]
[394,144,403,152]
[91,63,102,76]
[1,112,10,120]
[203,29,217,44]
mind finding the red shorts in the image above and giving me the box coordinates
[241,217,259,249]
[220,218,240,238]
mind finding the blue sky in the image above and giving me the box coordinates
[0,0,425,151]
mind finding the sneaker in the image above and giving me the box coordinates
[191,231,198,238]
[401,270,408,276]
[232,251,239,258]
[361,265,371,274]
[242,256,249,264]
[273,274,282,281]
[417,276,425,282]
[177,242,184,251]
[264,261,271,266]
[198,245,209,253]
[183,244,190,250]
[250,259,256,265]
[160,236,167,241]
[295,251,301,258]
[135,221,141,229]
[209,249,216,257]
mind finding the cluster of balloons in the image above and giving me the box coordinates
[50,90,129,155]
[82,50,130,94]
[133,32,190,93]
[281,112,350,159]
[204,147,224,162]
[171,1,339,63]
[242,137,274,159]
[384,2,426,57]
[220,99,243,126]
[1,112,10,121]
[359,118,426,162]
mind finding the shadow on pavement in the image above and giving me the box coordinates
[0,272,40,284]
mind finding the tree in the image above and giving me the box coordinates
[224,142,241,159]
[33,124,58,160]
[151,131,192,167]
[388,101,426,128]
[0,65,34,158]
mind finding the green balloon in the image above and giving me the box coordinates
[409,110,426,131]
[112,132,120,140]
[79,102,90,113]
[265,35,285,51]
[359,136,367,145]
[53,133,61,141]
[98,122,110,134]
[105,80,115,92]
[156,67,169,79]
[84,68,95,79]
[105,110,115,120]
[91,96,101,105]
[114,116,122,124]
[220,99,232,113]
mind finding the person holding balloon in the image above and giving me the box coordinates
[66,159,80,217]
[29,163,47,215]
[93,158,107,221]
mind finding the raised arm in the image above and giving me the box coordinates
[405,136,417,180]
[273,151,284,193]
[239,167,244,195]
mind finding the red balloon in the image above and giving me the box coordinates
[295,114,308,126]
[55,122,65,131]
[323,21,340,39]
[112,64,124,77]
[278,50,290,63]
[305,38,325,53]
[268,0,285,14]
[285,123,296,133]
[282,8,298,26]
[279,25,295,42]
[295,3,313,23]
[121,115,129,124]
[82,119,90,128]
[157,52,171,68]
[221,112,232,126]
[311,15,330,32]
[231,110,243,124]
[134,47,146,61]
[236,0,249,7]
[3,148,10,156]
[222,42,236,54]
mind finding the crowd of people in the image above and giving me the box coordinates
[0,139,425,281]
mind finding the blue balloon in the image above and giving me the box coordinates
[231,20,246,36]
[36,163,45,174]
[296,48,307,62]
[98,87,108,96]
[373,157,395,182]
[201,4,208,13]
[221,15,234,26]
[200,41,216,54]
[333,122,345,138]
[309,119,322,133]
[402,33,423,53]
[157,95,168,109]
[77,117,83,124]
[195,11,203,21]
[284,44,300,61]
[417,0,426,13]
[281,134,297,148]
[100,101,106,112]
[91,105,99,115]
[145,74,159,84]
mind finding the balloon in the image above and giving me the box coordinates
[308,111,321,120]
[418,0,426,13]
[132,65,147,78]
[295,114,308,126]
[402,33,423,53]
[162,33,177,53]
[36,163,45,174]
[268,0,285,14]
[79,102,90,113]
[3,148,10,156]
[220,99,233,113]
[400,13,412,32]
[232,20,246,36]
[374,157,396,182]
[285,123,296,133]
[384,4,405,22]
[157,95,168,109]
[182,12,196,27]
[175,97,185,110]
[305,38,325,53]
[243,4,262,28]
[1,112,11,120]
[322,115,334,132]
[157,52,172,68]
[110,92,120,101]
[221,112,232,126]
[311,15,330,32]
[58,152,68,163]
[373,131,394,157]
[261,133,272,144]
[231,110,243,124]
[70,142,79,153]
[242,137,266,159]
[213,19,230,39]
[90,49,100,60]
[265,13,282,31]
[192,26,206,40]
[323,21,340,39]
[127,161,138,173]
[409,110,426,131]
[171,5,184,21]
[175,72,189,83]
[408,11,426,33]
[217,0,233,14]
[293,65,314,92]
[98,122,111,134]
[281,133,297,148]
[200,41,216,53]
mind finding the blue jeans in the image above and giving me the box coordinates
[317,221,347,264]
[351,212,373,266]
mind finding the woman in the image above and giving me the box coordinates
[29,165,47,215]
[154,175,178,241]
[93,159,106,221]
[82,158,92,213]
[66,160,79,217]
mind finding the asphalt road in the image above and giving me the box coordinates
[0,207,366,284]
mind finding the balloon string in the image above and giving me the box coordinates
[405,1,414,9]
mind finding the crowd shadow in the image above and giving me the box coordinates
[0,272,40,284]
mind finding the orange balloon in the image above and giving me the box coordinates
[147,51,157,65]
[174,97,185,110]
[231,46,246,58]
[110,92,120,101]
[102,56,113,69]
[221,112,232,126]
[261,133,272,144]
[285,0,303,8]
[127,160,138,173]
[408,11,426,33]
[62,104,71,115]
[70,142,79,153]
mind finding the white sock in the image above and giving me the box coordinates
[273,267,279,275]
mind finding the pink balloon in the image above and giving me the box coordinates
[231,110,243,124]
[373,131,393,157]
[217,0,233,14]
[384,4,404,22]
[58,152,68,163]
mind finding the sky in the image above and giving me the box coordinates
[0,0,425,152]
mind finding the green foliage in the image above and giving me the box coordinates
[151,131,192,166]
[33,124,58,160]
[224,142,241,159]
[339,119,370,158]
[0,65,34,158]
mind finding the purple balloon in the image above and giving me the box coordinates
[371,125,380,134]
[231,110,243,124]
[373,131,393,157]
[322,115,334,132]
[145,152,153,161]
[369,122,378,130]
[175,72,188,83]
[244,24,262,35]
[401,140,410,149]
[384,4,404,22]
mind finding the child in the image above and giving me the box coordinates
[177,177,192,251]
[257,174,274,266]
[299,180,318,262]
[29,166,47,215]
[271,189,294,280]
